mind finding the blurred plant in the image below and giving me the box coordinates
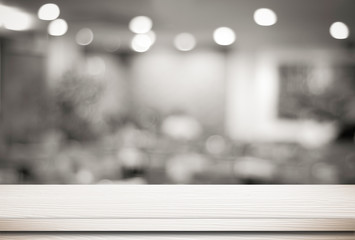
[53,70,104,141]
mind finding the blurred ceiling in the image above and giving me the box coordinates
[2,0,355,48]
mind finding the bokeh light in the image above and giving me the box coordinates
[48,18,68,36]
[131,34,153,52]
[0,5,32,31]
[174,33,196,51]
[161,114,202,140]
[253,8,277,26]
[213,27,236,46]
[129,16,153,34]
[38,3,60,21]
[205,135,227,155]
[329,22,349,39]
[76,28,94,46]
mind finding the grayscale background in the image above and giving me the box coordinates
[1,0,355,184]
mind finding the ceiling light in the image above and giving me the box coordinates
[254,8,277,26]
[329,22,349,39]
[76,28,94,46]
[131,34,153,52]
[129,16,152,34]
[213,27,236,46]
[38,3,60,21]
[48,18,68,36]
[174,33,196,51]
[0,5,32,31]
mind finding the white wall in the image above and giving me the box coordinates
[130,48,226,132]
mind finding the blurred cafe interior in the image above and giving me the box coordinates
[1,0,355,184]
